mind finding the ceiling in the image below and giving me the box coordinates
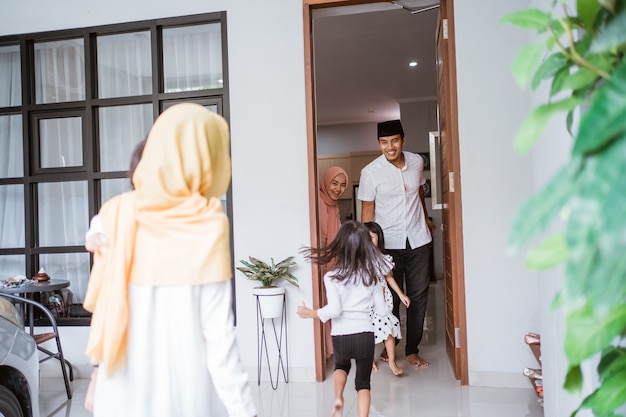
[312,2,439,126]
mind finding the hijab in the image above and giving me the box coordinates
[319,166,348,245]
[84,103,232,375]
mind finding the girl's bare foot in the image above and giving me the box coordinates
[331,398,344,417]
[372,360,378,372]
[389,361,404,376]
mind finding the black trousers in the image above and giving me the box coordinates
[387,241,432,356]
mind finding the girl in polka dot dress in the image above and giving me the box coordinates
[365,222,410,376]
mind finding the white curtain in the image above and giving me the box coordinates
[34,39,85,104]
[0,46,25,278]
[163,23,223,92]
[0,25,224,300]
[97,32,153,194]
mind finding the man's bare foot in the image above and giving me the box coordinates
[406,353,429,368]
[380,348,389,362]
[372,361,378,372]
[331,398,344,417]
[389,361,404,376]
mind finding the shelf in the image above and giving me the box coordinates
[528,377,543,398]
[529,343,541,367]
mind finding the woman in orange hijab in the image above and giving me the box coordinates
[319,166,348,246]
[84,104,257,417]
[319,166,348,358]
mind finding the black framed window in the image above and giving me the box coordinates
[0,13,231,325]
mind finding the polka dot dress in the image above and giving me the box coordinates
[371,281,401,344]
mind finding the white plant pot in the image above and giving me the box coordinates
[252,286,286,319]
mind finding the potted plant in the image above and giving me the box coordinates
[502,3,626,416]
[237,256,298,318]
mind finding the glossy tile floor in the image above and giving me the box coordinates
[39,281,544,416]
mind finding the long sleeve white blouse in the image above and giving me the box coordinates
[317,271,386,336]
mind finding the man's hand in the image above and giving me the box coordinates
[426,217,436,234]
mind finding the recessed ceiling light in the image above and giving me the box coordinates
[409,61,418,67]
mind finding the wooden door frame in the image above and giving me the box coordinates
[437,0,468,385]
[302,0,468,384]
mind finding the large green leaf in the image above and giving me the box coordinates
[577,0,602,31]
[532,52,568,90]
[564,304,626,363]
[565,133,626,308]
[580,370,626,415]
[500,8,552,31]
[562,67,599,91]
[514,97,583,154]
[512,41,546,88]
[574,59,626,155]
[550,66,571,96]
[509,158,581,251]
[591,8,626,52]
[525,233,568,269]
[598,347,626,381]
[564,364,583,395]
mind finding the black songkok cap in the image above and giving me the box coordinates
[377,119,404,138]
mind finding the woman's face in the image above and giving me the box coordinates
[369,231,379,248]
[328,173,347,201]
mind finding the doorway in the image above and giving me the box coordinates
[302,0,468,384]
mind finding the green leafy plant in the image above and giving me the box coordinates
[501,1,626,416]
[236,256,299,288]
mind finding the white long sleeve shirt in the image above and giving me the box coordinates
[318,271,387,336]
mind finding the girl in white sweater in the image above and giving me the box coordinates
[298,221,388,417]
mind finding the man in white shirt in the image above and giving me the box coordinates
[358,119,435,368]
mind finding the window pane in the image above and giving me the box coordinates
[98,104,152,172]
[37,181,88,247]
[0,44,21,107]
[0,255,25,278]
[39,117,83,168]
[0,115,23,178]
[35,39,85,104]
[100,178,131,204]
[163,23,223,93]
[39,252,90,303]
[0,184,25,248]
[97,31,152,99]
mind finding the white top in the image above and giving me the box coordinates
[94,281,257,417]
[358,152,432,250]
[318,270,387,336]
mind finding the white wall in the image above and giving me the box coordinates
[2,0,575,401]
[0,0,315,383]
[454,0,542,387]
[317,122,378,154]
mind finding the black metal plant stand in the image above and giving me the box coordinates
[255,292,289,390]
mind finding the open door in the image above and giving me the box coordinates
[304,0,468,383]
[435,0,468,384]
